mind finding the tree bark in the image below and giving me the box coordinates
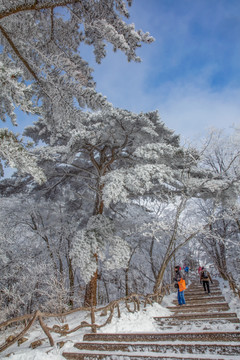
[68,258,74,308]
[84,254,98,307]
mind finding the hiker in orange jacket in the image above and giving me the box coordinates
[174,265,186,305]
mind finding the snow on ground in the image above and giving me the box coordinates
[218,277,240,319]
[1,277,239,360]
[98,302,172,333]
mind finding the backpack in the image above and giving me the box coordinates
[202,270,208,279]
[178,278,186,292]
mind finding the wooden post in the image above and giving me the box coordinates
[38,315,54,346]
[90,306,96,333]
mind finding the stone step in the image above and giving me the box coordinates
[186,284,219,288]
[74,341,240,355]
[187,280,219,285]
[185,289,221,294]
[154,312,239,322]
[187,281,219,286]
[170,307,229,314]
[182,295,223,302]
[187,283,219,287]
[62,352,239,360]
[154,313,240,324]
[83,331,240,342]
[172,296,226,304]
[184,291,222,296]
[185,290,221,294]
[184,294,223,299]
[191,280,219,283]
[168,303,229,312]
[156,318,240,327]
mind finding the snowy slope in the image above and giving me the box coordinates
[1,277,239,360]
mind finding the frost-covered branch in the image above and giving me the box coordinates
[0,129,46,184]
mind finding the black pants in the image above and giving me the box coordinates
[203,280,210,293]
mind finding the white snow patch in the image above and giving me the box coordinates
[2,349,64,360]
[99,302,171,333]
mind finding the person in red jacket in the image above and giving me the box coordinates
[198,266,202,283]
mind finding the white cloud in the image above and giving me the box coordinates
[158,85,240,142]
[92,49,240,142]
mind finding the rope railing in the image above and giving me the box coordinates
[0,283,171,353]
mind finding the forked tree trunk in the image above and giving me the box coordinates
[153,230,199,293]
[153,200,185,293]
[153,260,169,293]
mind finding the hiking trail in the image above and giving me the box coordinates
[62,279,240,360]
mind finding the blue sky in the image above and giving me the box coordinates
[86,0,240,143]
[3,0,240,145]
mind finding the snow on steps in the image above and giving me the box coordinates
[167,302,230,312]
[172,296,226,304]
[62,280,240,360]
[184,292,223,297]
[72,340,240,355]
[154,312,240,323]
[73,340,240,351]
[62,354,240,360]
[80,331,240,342]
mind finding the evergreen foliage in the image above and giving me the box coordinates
[0,0,154,180]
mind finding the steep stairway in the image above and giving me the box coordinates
[63,279,240,360]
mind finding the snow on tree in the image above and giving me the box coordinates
[0,195,84,317]
[0,0,154,179]
[0,60,45,182]
[23,106,204,304]
[3,103,240,305]
[0,129,46,183]
[195,129,240,296]
[70,214,130,284]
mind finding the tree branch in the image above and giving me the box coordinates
[0,25,39,81]
[0,1,81,20]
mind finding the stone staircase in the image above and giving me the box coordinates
[63,279,240,359]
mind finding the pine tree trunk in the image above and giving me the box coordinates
[83,174,105,306]
[84,254,98,307]
[84,267,98,307]
[84,146,117,306]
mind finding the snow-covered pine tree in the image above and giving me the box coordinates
[0,0,154,179]
[23,106,200,305]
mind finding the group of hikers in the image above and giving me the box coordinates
[174,265,213,305]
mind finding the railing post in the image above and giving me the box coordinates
[91,306,96,333]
